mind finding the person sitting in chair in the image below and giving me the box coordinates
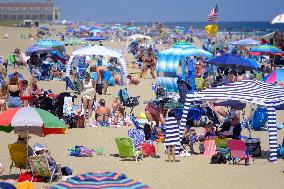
[218,115,242,140]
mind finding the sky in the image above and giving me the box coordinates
[1,0,284,22]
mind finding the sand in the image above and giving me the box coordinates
[0,26,284,189]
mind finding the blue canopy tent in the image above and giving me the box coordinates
[206,54,258,70]
[26,45,54,55]
[84,36,106,41]
[36,39,65,53]
[156,42,213,93]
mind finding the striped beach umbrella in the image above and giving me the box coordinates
[264,69,284,83]
[179,80,284,162]
[0,107,67,136]
[50,172,150,189]
[250,44,282,54]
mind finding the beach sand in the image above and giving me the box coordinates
[0,26,284,189]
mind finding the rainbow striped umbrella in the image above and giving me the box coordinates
[250,44,282,54]
[50,172,150,189]
[0,107,67,136]
[264,69,284,83]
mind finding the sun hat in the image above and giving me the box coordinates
[33,143,45,152]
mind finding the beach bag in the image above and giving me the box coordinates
[245,138,261,157]
[210,153,227,164]
[61,166,73,176]
[76,146,93,157]
[96,83,103,95]
[140,142,156,156]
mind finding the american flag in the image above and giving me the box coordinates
[208,4,218,22]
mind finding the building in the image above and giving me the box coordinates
[0,0,60,21]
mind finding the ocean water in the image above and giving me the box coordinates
[135,21,284,33]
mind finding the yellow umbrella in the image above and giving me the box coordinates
[205,24,219,36]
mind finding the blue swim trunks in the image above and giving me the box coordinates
[103,70,111,82]
[90,72,98,81]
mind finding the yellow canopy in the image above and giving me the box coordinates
[205,24,219,36]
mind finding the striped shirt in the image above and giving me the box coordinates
[164,117,180,146]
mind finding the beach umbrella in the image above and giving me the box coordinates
[263,69,284,83]
[205,24,218,36]
[128,34,151,40]
[250,44,282,54]
[0,107,67,136]
[206,54,258,69]
[271,13,284,24]
[36,39,64,48]
[66,28,75,33]
[50,172,150,189]
[231,38,260,46]
[84,36,106,41]
[26,45,54,55]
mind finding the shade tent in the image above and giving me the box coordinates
[67,45,128,84]
[230,38,260,46]
[179,80,284,162]
[250,44,282,54]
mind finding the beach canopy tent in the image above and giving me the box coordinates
[83,36,106,41]
[250,44,282,54]
[271,13,284,24]
[36,38,65,53]
[206,54,258,70]
[38,26,49,31]
[230,38,261,46]
[156,42,213,92]
[67,45,128,84]
[180,80,284,162]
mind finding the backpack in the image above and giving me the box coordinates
[119,88,129,103]
[210,153,227,164]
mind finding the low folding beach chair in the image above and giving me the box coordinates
[227,139,251,165]
[29,155,62,183]
[214,138,231,161]
[115,137,141,162]
[118,88,140,113]
[8,144,28,174]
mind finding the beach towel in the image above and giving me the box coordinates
[203,138,217,157]
[128,129,145,148]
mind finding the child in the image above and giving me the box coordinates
[20,80,31,107]
[127,74,140,85]
[164,110,180,162]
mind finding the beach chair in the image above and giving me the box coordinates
[29,155,62,183]
[195,78,204,91]
[115,137,141,162]
[203,138,217,157]
[214,138,231,160]
[227,139,250,165]
[118,88,140,113]
[8,144,28,174]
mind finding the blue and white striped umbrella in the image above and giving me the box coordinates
[179,80,284,162]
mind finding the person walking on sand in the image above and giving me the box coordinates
[164,110,180,162]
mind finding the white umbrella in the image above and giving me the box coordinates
[128,34,151,40]
[271,13,284,24]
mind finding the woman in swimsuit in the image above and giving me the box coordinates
[7,76,23,108]
[95,99,112,126]
[141,52,156,79]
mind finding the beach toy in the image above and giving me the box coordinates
[139,112,146,119]
[205,24,218,36]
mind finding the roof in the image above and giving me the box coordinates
[0,1,53,8]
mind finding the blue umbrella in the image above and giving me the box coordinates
[66,28,75,33]
[80,25,89,32]
[89,28,102,33]
[84,36,106,41]
[206,54,258,69]
[26,45,53,55]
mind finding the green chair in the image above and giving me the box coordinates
[214,138,231,160]
[195,78,204,91]
[115,137,141,162]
